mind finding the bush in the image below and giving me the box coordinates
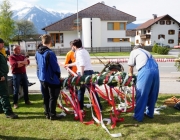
[152,44,158,53]
[174,54,180,71]
[157,46,169,55]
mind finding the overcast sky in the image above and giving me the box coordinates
[0,0,180,24]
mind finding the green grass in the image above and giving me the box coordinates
[90,52,130,56]
[0,94,180,140]
[90,52,176,58]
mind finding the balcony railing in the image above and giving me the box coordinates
[140,34,151,39]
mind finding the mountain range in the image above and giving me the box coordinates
[12,6,141,34]
[12,6,72,34]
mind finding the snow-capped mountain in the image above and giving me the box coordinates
[12,6,73,34]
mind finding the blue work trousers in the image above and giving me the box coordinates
[134,67,159,122]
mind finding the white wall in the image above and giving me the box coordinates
[82,18,91,47]
[92,18,101,47]
[48,20,131,48]
[151,22,179,47]
[135,21,179,47]
[135,30,141,45]
[127,36,135,43]
[101,21,131,47]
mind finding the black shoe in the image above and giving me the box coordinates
[50,115,63,120]
[6,113,18,119]
[25,100,32,105]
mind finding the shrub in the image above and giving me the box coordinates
[157,46,169,55]
[152,44,158,53]
[174,54,180,71]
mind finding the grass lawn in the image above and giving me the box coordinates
[90,52,176,58]
[0,93,180,140]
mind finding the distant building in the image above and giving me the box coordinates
[135,14,180,47]
[10,35,41,55]
[126,29,136,44]
[42,2,136,48]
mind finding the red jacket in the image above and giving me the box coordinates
[9,54,30,74]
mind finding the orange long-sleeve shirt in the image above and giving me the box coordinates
[64,50,77,73]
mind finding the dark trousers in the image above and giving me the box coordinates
[13,73,29,104]
[0,75,13,115]
[40,81,60,117]
[77,70,102,110]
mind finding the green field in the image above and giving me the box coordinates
[0,94,180,140]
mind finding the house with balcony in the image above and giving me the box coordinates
[135,14,180,47]
[42,2,136,48]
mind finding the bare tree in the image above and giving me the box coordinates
[15,20,38,44]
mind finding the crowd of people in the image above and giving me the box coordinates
[0,36,160,122]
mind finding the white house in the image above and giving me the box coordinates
[42,2,136,48]
[135,14,180,47]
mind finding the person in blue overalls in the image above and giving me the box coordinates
[128,45,159,122]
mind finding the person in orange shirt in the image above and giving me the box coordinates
[64,41,77,75]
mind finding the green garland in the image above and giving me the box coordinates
[61,71,136,88]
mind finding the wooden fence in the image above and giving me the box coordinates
[27,46,153,56]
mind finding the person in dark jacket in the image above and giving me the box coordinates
[0,38,18,119]
[35,34,62,120]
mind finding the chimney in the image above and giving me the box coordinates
[152,14,157,19]
[112,6,116,9]
[101,1,105,4]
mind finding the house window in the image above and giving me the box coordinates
[136,31,139,35]
[60,33,63,43]
[107,38,113,42]
[55,34,59,43]
[107,22,126,30]
[107,38,129,42]
[168,39,174,44]
[136,40,139,44]
[144,30,146,34]
[158,34,165,39]
[166,20,171,25]
[173,22,175,24]
[50,33,63,45]
[160,21,165,25]
[120,23,125,30]
[107,23,114,30]
[148,30,150,33]
[122,38,129,42]
[156,22,158,24]
[168,30,175,35]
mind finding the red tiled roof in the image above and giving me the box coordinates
[136,14,180,30]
